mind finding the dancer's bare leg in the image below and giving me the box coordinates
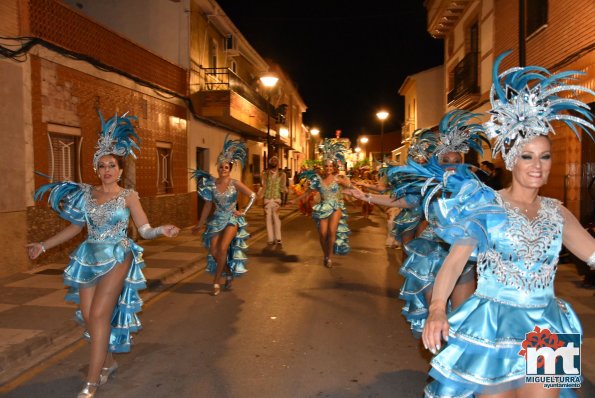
[318,218,330,260]
[212,225,238,283]
[79,256,132,384]
[326,209,342,262]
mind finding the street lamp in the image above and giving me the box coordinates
[359,136,369,161]
[260,74,279,162]
[376,110,389,162]
[309,128,320,160]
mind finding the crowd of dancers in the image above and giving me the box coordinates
[28,51,595,397]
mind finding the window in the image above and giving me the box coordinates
[156,142,173,194]
[47,124,81,182]
[525,0,548,37]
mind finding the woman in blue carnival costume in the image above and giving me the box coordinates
[293,139,353,268]
[355,128,439,254]
[423,51,595,398]
[351,110,489,336]
[27,112,180,398]
[191,136,256,296]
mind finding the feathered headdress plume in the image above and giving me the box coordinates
[484,50,595,170]
[407,128,438,163]
[434,109,490,158]
[93,111,140,170]
[320,139,347,166]
[217,135,247,167]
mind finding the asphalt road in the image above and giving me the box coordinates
[3,207,432,398]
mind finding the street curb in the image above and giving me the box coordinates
[0,209,299,387]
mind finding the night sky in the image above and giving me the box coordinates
[216,1,444,144]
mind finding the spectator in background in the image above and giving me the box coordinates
[282,167,291,205]
[480,160,503,190]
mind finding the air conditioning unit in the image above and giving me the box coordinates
[224,35,239,54]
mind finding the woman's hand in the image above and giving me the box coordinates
[233,210,244,217]
[161,225,180,238]
[26,242,45,260]
[422,305,449,354]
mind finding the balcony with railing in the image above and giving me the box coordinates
[447,52,480,108]
[190,66,275,140]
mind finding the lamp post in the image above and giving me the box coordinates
[359,136,369,161]
[376,110,389,163]
[309,128,320,160]
[260,74,279,163]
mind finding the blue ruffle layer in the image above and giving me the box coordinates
[426,294,582,397]
[203,213,250,276]
[64,238,146,353]
[400,237,475,337]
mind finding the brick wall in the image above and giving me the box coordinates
[27,55,196,267]
[494,0,595,70]
[23,0,187,95]
[0,0,19,36]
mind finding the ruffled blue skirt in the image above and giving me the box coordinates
[312,201,350,255]
[400,237,475,336]
[203,213,249,276]
[63,238,146,353]
[425,294,582,397]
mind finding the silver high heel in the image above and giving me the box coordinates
[77,381,99,398]
[99,361,118,385]
[324,258,332,268]
[212,283,221,296]
[224,275,234,290]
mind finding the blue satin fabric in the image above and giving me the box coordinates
[392,194,422,244]
[36,182,146,353]
[197,177,249,276]
[308,174,350,255]
[424,179,582,397]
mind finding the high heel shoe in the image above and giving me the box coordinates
[77,381,99,398]
[325,258,332,268]
[224,275,234,290]
[99,361,118,386]
[212,283,221,296]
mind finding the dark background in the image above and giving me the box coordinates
[216,0,444,144]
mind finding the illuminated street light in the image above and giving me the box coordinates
[260,73,279,162]
[376,110,389,162]
[310,128,320,136]
[359,136,369,144]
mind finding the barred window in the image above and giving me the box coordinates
[157,142,173,194]
[526,0,548,37]
[48,125,81,182]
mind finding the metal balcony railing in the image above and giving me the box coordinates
[447,52,479,104]
[190,66,273,114]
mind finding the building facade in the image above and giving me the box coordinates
[425,0,595,220]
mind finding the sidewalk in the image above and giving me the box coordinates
[0,205,299,386]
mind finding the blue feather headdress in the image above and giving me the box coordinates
[484,50,595,170]
[407,128,438,163]
[434,110,489,159]
[320,139,347,166]
[93,111,140,170]
[217,135,247,167]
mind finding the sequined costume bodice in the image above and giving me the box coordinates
[476,194,562,305]
[83,186,131,242]
[318,176,343,204]
[211,181,238,214]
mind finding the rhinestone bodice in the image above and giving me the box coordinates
[83,186,131,242]
[212,182,238,214]
[318,176,343,204]
[476,194,563,302]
